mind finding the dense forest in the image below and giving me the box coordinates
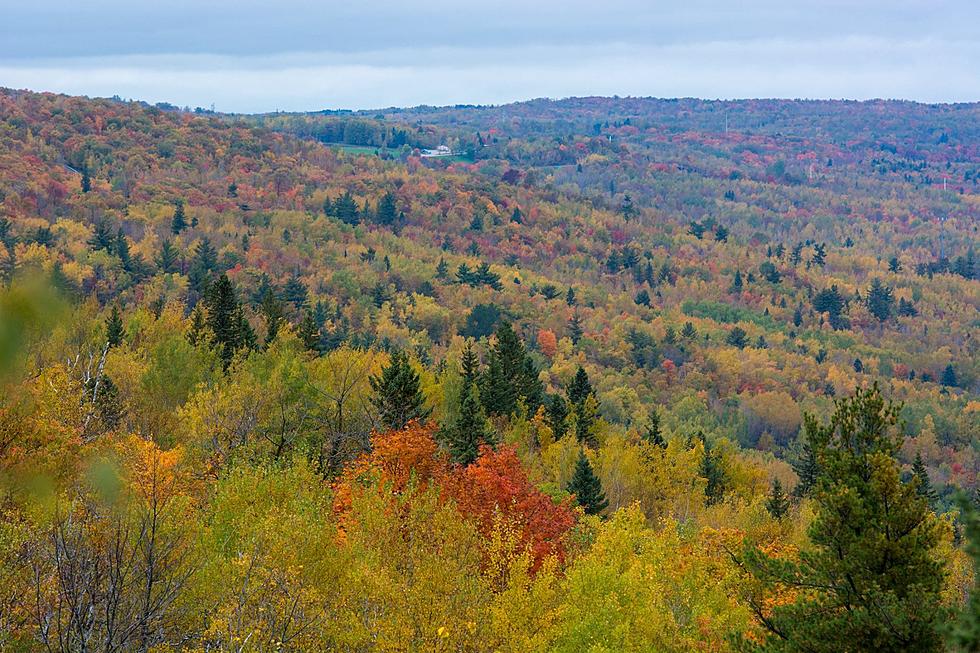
[0,88,978,652]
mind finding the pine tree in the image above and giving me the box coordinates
[743,385,947,652]
[376,191,398,226]
[170,201,187,235]
[766,478,790,519]
[333,191,359,225]
[370,350,432,431]
[546,394,569,440]
[156,238,179,273]
[731,269,743,293]
[80,166,91,193]
[435,257,449,280]
[913,452,938,508]
[283,274,308,308]
[443,382,491,466]
[681,321,697,340]
[565,286,577,306]
[792,433,820,498]
[701,437,726,505]
[726,326,748,349]
[480,322,540,417]
[567,450,608,515]
[298,309,321,353]
[205,274,248,370]
[105,305,124,347]
[941,364,958,388]
[568,313,584,344]
[460,340,480,385]
[866,278,895,323]
[261,289,285,345]
[642,410,666,447]
[567,366,594,406]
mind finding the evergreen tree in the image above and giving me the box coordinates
[157,238,178,273]
[701,437,726,505]
[298,309,321,353]
[567,366,594,406]
[81,166,91,193]
[460,340,480,385]
[567,450,608,515]
[204,274,249,370]
[261,288,285,345]
[913,452,938,508]
[565,286,577,306]
[568,313,584,344]
[766,478,790,519]
[376,191,398,226]
[792,433,821,499]
[188,237,217,293]
[793,304,803,328]
[88,221,115,252]
[333,191,359,225]
[941,364,958,388]
[731,269,743,293]
[546,394,569,440]
[634,288,651,307]
[480,322,541,417]
[105,305,124,347]
[743,386,947,652]
[443,382,491,466]
[170,201,187,235]
[681,321,698,340]
[642,410,666,447]
[726,326,748,349]
[370,350,432,431]
[435,257,449,280]
[866,278,895,323]
[283,274,308,308]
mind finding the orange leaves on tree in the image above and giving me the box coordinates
[449,445,575,569]
[537,329,557,358]
[333,422,575,570]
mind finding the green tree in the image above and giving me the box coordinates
[742,386,948,652]
[260,288,285,345]
[443,382,491,466]
[866,278,895,323]
[480,322,542,417]
[941,364,958,388]
[298,309,321,353]
[912,452,938,508]
[204,274,251,370]
[567,449,608,515]
[170,201,187,235]
[370,350,432,431]
[156,238,179,273]
[376,191,398,226]
[105,305,124,347]
[766,478,790,519]
[546,394,569,441]
[726,326,748,349]
[333,191,359,225]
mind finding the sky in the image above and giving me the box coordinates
[0,0,977,113]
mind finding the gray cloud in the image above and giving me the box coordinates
[0,1,977,111]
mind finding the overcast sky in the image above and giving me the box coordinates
[1,0,977,113]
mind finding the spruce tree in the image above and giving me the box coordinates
[444,382,491,466]
[726,326,748,349]
[298,309,321,353]
[480,322,540,417]
[568,313,584,344]
[546,394,569,440]
[370,350,432,431]
[170,201,187,235]
[460,340,480,384]
[701,437,726,505]
[913,452,938,508]
[187,305,207,346]
[156,238,179,273]
[866,278,895,323]
[567,449,608,515]
[766,478,790,519]
[642,410,666,447]
[568,366,594,406]
[333,191,359,225]
[743,385,947,652]
[792,432,820,498]
[105,305,124,347]
[941,364,958,388]
[261,289,284,345]
[204,274,249,370]
[376,192,398,226]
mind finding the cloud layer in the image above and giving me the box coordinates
[1,1,977,112]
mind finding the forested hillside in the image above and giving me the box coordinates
[0,88,978,651]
